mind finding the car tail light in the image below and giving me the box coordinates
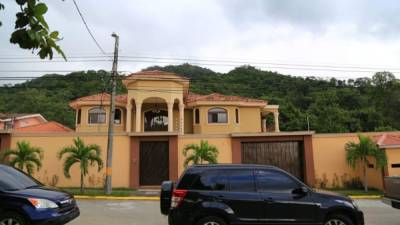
[171,189,187,208]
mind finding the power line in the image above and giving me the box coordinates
[72,0,108,56]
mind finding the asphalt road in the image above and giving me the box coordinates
[68,200,399,225]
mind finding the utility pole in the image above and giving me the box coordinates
[307,115,310,131]
[105,33,119,195]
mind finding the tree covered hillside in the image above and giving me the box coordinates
[0,64,399,133]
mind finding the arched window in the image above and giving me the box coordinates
[208,107,228,123]
[88,107,106,124]
[144,110,168,131]
[194,108,200,124]
[114,108,122,124]
[77,109,81,124]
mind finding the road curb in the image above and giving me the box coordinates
[349,195,381,199]
[74,195,160,201]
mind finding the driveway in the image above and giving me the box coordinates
[68,199,398,225]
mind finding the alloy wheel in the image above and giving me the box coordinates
[204,222,220,225]
[325,219,347,225]
[0,218,21,225]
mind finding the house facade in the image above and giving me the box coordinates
[2,70,399,190]
[67,70,315,188]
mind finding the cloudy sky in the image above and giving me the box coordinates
[1,0,400,81]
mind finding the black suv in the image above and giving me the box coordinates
[160,164,364,225]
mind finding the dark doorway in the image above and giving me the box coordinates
[144,110,168,131]
[242,141,304,180]
[140,141,169,186]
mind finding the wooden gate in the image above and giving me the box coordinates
[140,141,169,186]
[242,142,304,180]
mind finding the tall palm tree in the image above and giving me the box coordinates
[183,140,219,168]
[1,141,43,176]
[345,134,387,192]
[58,137,103,194]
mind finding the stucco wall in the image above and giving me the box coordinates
[75,106,126,133]
[10,133,131,188]
[313,133,395,190]
[193,106,261,134]
[177,135,232,175]
[386,148,400,176]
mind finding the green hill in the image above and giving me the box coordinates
[0,64,399,133]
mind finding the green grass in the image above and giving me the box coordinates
[326,188,383,196]
[60,188,137,197]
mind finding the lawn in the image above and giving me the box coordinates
[326,188,383,196]
[61,188,137,197]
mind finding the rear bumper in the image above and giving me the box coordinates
[33,206,80,225]
[382,197,400,209]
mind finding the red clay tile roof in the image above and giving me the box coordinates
[186,92,266,104]
[72,93,127,104]
[15,121,73,132]
[373,133,400,147]
[126,70,188,80]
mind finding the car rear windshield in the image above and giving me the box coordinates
[0,165,41,191]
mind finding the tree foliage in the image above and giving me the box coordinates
[1,141,43,175]
[0,0,64,59]
[58,137,103,193]
[183,140,219,168]
[345,134,387,192]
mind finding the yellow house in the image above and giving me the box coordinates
[3,70,400,190]
[63,70,315,188]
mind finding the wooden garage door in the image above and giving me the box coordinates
[140,141,169,186]
[242,142,304,180]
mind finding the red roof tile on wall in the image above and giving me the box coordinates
[186,92,266,104]
[15,121,73,132]
[72,93,127,104]
[373,133,400,147]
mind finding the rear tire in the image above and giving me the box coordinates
[195,216,227,225]
[160,181,174,215]
[0,212,28,225]
[325,214,354,225]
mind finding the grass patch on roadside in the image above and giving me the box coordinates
[61,188,137,197]
[326,188,383,196]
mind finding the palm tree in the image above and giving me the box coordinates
[58,137,103,194]
[1,141,43,176]
[345,134,387,192]
[183,140,219,168]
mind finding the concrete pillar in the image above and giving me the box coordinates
[126,103,132,132]
[274,112,280,132]
[168,102,174,132]
[135,101,142,132]
[262,118,267,132]
[179,103,184,134]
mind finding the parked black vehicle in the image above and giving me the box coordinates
[0,164,80,225]
[161,164,364,225]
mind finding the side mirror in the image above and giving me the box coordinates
[292,187,309,196]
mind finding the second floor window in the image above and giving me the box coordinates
[77,109,81,124]
[208,107,228,124]
[195,108,200,124]
[114,109,122,124]
[88,107,106,124]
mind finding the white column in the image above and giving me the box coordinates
[179,103,185,135]
[167,102,174,132]
[125,103,132,132]
[274,112,280,132]
[262,118,267,132]
[135,101,142,132]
